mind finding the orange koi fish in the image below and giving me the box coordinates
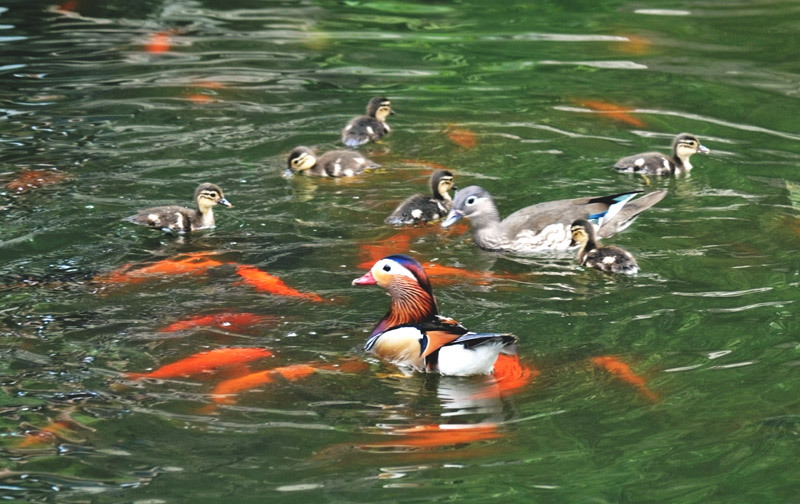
[58,0,78,11]
[159,312,276,333]
[211,364,317,404]
[445,126,477,149]
[128,347,273,380]
[96,252,227,285]
[234,265,324,302]
[615,34,652,55]
[572,99,646,128]
[591,355,658,401]
[184,93,215,104]
[469,354,539,400]
[145,32,171,54]
[362,423,501,450]
[17,421,80,448]
[5,169,68,193]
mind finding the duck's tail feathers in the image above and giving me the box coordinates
[598,190,667,238]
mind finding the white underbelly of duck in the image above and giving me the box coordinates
[436,340,507,376]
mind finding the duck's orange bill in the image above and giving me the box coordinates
[591,355,658,401]
[159,312,276,333]
[572,99,646,128]
[234,265,324,302]
[127,347,273,380]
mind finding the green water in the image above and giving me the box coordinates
[2,0,800,502]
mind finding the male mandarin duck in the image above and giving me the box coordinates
[341,96,394,147]
[614,133,710,176]
[441,185,666,254]
[352,254,517,376]
[126,182,232,233]
[287,146,378,177]
[385,169,455,225]
[570,219,638,275]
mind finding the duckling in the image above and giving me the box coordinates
[126,183,232,233]
[341,96,394,147]
[385,170,455,225]
[614,133,710,176]
[570,219,638,275]
[442,186,666,254]
[287,146,378,177]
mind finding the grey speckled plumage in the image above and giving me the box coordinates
[287,146,378,177]
[614,133,710,176]
[341,97,394,147]
[385,169,455,225]
[570,219,638,275]
[441,185,666,254]
[126,183,232,233]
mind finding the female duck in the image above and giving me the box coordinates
[385,169,455,225]
[287,146,377,177]
[341,96,394,147]
[614,133,710,175]
[352,254,517,376]
[441,185,666,254]
[126,183,232,233]
[570,219,638,275]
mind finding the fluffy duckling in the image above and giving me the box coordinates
[287,146,378,177]
[442,185,666,254]
[614,133,710,175]
[570,219,638,275]
[385,169,455,225]
[341,96,394,147]
[353,254,517,375]
[126,183,231,233]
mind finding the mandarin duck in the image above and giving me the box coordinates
[126,183,232,233]
[441,185,666,254]
[614,133,710,176]
[570,219,638,275]
[287,146,378,177]
[352,254,517,376]
[385,169,455,225]
[341,96,394,147]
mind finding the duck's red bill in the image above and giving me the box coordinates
[352,270,376,285]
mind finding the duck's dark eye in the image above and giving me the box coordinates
[466,197,476,205]
[383,264,391,272]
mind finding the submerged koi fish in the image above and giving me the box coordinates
[5,169,68,193]
[211,364,318,404]
[234,265,324,302]
[591,355,658,401]
[16,420,85,448]
[211,358,369,405]
[470,354,540,400]
[159,312,276,333]
[361,423,502,450]
[445,126,477,149]
[96,252,227,285]
[572,99,646,128]
[128,347,273,380]
[184,93,215,104]
[145,31,171,53]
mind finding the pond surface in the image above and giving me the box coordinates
[2,0,800,502]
